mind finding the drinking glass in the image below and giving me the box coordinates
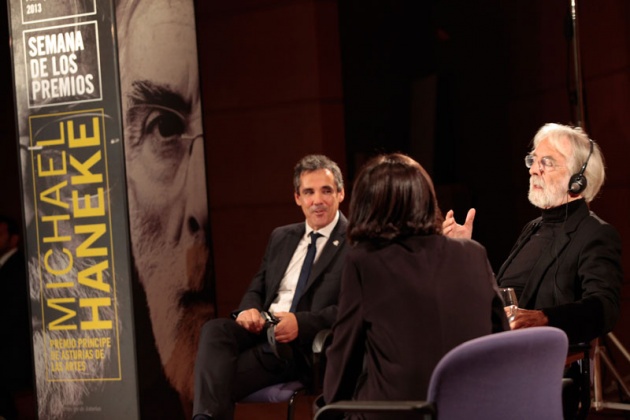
[499,287,518,323]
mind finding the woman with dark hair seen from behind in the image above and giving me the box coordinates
[323,153,509,418]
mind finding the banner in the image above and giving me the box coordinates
[7,0,139,418]
[115,0,216,417]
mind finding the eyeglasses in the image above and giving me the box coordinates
[125,104,204,182]
[524,154,564,172]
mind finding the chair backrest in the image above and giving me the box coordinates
[427,326,568,420]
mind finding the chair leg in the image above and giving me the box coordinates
[286,389,300,420]
[576,354,591,420]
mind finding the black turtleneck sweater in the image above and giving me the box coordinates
[496,197,623,344]
[499,199,585,301]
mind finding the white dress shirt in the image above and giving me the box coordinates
[268,211,340,313]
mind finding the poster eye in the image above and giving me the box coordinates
[144,107,186,141]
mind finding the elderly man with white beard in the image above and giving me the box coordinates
[443,122,623,419]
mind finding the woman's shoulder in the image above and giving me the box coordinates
[348,234,487,255]
[440,235,488,256]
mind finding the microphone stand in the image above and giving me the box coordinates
[568,1,630,414]
[569,0,586,129]
[592,333,630,412]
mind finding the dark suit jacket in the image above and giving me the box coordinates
[238,213,348,354]
[324,235,508,405]
[497,199,623,344]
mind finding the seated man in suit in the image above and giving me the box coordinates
[192,154,348,420]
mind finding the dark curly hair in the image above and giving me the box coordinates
[348,153,443,245]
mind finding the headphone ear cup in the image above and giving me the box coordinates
[568,138,593,195]
[568,173,587,194]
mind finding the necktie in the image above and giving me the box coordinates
[290,232,321,312]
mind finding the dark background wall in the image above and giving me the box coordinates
[2,0,629,412]
[1,2,20,226]
[192,0,629,339]
[192,0,630,389]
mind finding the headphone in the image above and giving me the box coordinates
[567,138,594,195]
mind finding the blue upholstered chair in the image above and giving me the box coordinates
[314,326,569,420]
[238,328,332,420]
[239,380,305,420]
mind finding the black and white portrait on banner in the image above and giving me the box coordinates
[115,0,216,417]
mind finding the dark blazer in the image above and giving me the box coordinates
[497,199,623,344]
[238,213,348,351]
[324,235,508,405]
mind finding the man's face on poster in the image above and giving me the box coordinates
[118,0,212,392]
